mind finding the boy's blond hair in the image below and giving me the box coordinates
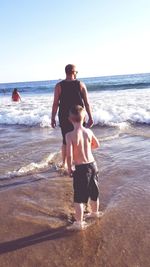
[69,105,85,122]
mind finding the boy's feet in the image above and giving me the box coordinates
[84,211,104,219]
[67,221,88,231]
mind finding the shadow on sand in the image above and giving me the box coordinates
[0,226,73,254]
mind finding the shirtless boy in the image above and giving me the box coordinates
[66,105,102,230]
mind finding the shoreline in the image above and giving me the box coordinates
[0,130,150,267]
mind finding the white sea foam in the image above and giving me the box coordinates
[0,89,150,127]
[5,152,58,178]
[91,88,150,126]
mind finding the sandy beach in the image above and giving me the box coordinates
[0,125,150,267]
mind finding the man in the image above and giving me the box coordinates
[51,64,93,166]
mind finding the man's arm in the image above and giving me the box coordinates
[51,83,61,128]
[80,82,94,128]
[66,133,73,176]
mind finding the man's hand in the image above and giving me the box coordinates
[86,118,94,128]
[51,118,56,128]
[68,169,74,177]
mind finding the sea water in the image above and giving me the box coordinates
[0,73,150,267]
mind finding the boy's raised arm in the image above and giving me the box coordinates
[91,132,100,149]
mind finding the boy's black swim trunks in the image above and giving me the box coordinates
[73,161,99,203]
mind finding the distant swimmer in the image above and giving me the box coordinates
[12,88,21,102]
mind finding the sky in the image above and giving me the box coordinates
[0,0,150,83]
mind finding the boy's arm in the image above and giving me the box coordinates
[66,133,73,176]
[91,132,100,149]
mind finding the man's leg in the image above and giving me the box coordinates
[60,122,73,166]
[62,144,66,166]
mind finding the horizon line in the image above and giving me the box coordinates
[0,72,150,85]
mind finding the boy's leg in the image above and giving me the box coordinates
[85,198,103,219]
[90,198,99,213]
[74,202,84,222]
[88,164,100,214]
[67,203,88,230]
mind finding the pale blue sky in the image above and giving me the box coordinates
[0,0,150,82]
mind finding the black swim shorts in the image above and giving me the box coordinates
[73,162,99,203]
[60,121,74,145]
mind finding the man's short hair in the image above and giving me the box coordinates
[65,64,76,74]
[69,105,85,122]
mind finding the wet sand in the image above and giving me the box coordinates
[0,127,150,267]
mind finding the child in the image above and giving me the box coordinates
[66,105,102,230]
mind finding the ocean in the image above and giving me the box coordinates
[0,73,150,267]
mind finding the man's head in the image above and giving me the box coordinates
[69,105,85,123]
[13,88,18,93]
[65,64,78,79]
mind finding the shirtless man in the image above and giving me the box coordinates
[66,105,101,230]
[51,64,93,167]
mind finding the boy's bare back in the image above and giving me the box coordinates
[66,126,99,165]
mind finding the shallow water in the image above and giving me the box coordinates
[0,124,150,266]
